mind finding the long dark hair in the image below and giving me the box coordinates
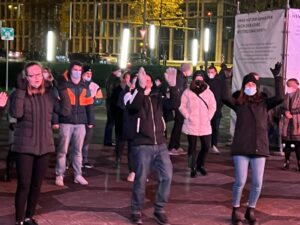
[236,88,264,105]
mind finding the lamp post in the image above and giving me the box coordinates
[119,27,130,69]
[46,31,56,62]
[192,38,199,72]
[149,24,155,64]
[204,27,210,72]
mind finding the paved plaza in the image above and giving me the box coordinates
[1,107,300,225]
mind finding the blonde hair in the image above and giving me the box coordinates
[24,61,46,96]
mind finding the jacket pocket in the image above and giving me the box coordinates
[136,117,140,133]
[162,116,166,131]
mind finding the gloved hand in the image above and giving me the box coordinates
[164,68,177,87]
[16,73,27,90]
[137,67,147,89]
[54,76,68,90]
[270,62,282,77]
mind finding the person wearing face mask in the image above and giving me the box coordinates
[222,63,284,225]
[280,78,300,170]
[168,63,192,156]
[80,65,103,169]
[104,66,122,146]
[179,71,216,178]
[204,65,225,154]
[53,61,95,187]
[126,67,180,225]
[9,62,71,225]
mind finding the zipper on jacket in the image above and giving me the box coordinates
[149,97,157,144]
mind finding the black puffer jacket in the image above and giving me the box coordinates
[9,86,71,156]
[222,76,284,157]
[128,87,180,146]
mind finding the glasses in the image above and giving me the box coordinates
[27,73,43,79]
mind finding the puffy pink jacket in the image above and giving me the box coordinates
[179,87,216,136]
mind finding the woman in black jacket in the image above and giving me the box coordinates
[222,63,284,225]
[9,62,71,225]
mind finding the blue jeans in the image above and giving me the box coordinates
[131,143,173,213]
[56,124,86,177]
[232,156,266,208]
[82,126,94,164]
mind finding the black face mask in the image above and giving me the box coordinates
[195,80,203,86]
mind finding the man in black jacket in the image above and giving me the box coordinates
[204,65,225,154]
[127,67,180,225]
[168,63,192,155]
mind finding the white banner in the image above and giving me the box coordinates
[233,10,285,92]
[286,9,300,81]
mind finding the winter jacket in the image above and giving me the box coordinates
[280,89,300,141]
[52,72,95,125]
[127,87,180,146]
[105,74,121,108]
[204,74,225,118]
[179,87,216,136]
[222,76,284,157]
[176,70,188,95]
[9,85,71,156]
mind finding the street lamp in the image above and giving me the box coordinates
[120,27,130,69]
[149,24,155,64]
[192,38,199,70]
[46,31,56,62]
[204,28,210,71]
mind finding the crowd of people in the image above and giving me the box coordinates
[0,60,297,225]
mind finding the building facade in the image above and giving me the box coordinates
[0,0,270,65]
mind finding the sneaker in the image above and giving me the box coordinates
[176,147,187,155]
[168,148,180,156]
[55,176,64,187]
[74,175,88,185]
[153,212,170,225]
[209,145,220,154]
[131,213,143,225]
[83,162,94,169]
[127,172,135,182]
[24,218,38,225]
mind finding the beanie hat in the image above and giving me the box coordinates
[111,65,120,72]
[192,70,205,80]
[82,65,92,74]
[242,73,258,88]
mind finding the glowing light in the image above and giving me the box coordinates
[204,28,210,53]
[119,28,130,69]
[192,38,199,67]
[46,31,56,62]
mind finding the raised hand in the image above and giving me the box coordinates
[270,62,282,77]
[0,92,8,107]
[137,67,147,89]
[164,67,177,87]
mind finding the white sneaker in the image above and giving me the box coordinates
[74,175,88,185]
[127,172,135,182]
[209,145,221,154]
[169,148,180,155]
[55,176,64,187]
[176,147,187,155]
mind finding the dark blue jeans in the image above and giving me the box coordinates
[103,107,115,145]
[131,143,173,213]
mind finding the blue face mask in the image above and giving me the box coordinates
[244,87,257,96]
[71,70,82,79]
[84,77,91,82]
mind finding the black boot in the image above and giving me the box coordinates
[282,160,289,170]
[196,166,207,176]
[245,207,258,225]
[190,168,197,178]
[231,207,243,225]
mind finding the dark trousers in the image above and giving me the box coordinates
[15,153,50,222]
[283,141,300,164]
[103,107,115,145]
[211,116,221,147]
[168,109,184,150]
[187,135,211,169]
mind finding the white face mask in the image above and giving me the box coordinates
[286,87,297,94]
[71,70,82,79]
[114,71,122,77]
[208,73,215,79]
[83,77,92,82]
